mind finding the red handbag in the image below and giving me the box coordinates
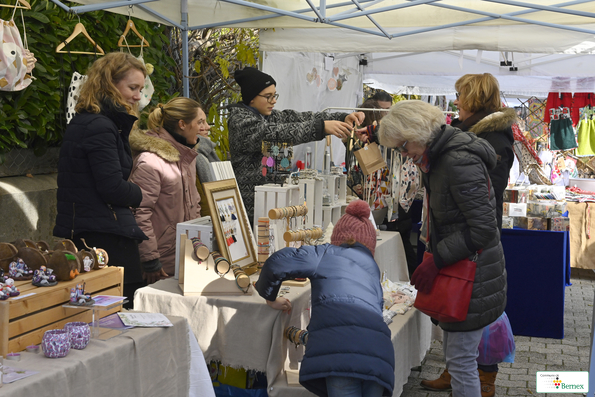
[413,252,477,322]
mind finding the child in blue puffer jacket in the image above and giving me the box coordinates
[255,200,395,397]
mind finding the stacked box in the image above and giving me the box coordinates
[549,217,570,231]
[516,216,548,230]
[504,189,529,204]
[503,202,527,217]
[554,201,567,216]
[526,200,567,218]
[502,216,514,229]
[527,201,555,217]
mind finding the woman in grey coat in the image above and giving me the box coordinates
[378,100,507,397]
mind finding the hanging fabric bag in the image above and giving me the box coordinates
[0,3,33,91]
[120,35,154,110]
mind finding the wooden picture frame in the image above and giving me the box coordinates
[202,179,257,268]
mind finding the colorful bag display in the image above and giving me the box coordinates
[413,251,477,322]
[0,13,32,92]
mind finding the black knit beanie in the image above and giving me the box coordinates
[234,67,277,105]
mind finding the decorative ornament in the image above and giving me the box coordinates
[145,63,154,75]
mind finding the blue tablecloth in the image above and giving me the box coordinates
[501,228,570,339]
[416,227,570,339]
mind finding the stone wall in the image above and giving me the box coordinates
[0,174,58,244]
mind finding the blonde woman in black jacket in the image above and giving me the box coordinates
[54,52,148,307]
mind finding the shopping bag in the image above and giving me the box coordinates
[413,252,477,322]
[353,142,387,175]
[0,18,32,91]
[477,311,516,365]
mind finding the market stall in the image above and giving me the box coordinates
[134,230,430,395]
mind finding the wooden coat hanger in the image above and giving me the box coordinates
[118,19,149,48]
[0,0,31,10]
[56,22,105,55]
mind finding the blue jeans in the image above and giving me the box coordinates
[326,376,384,397]
[443,328,484,397]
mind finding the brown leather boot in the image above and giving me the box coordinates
[420,368,452,391]
[478,369,497,397]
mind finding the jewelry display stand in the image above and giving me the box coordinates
[178,234,252,296]
[62,299,128,340]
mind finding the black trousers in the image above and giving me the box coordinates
[386,204,418,278]
[73,232,144,309]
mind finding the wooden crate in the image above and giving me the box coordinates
[0,266,123,356]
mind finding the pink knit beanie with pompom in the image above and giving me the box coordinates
[331,200,376,256]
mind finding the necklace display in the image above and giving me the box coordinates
[261,141,293,179]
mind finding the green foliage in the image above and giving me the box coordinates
[0,0,177,155]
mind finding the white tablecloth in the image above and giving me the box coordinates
[134,277,311,387]
[0,315,202,397]
[375,230,410,282]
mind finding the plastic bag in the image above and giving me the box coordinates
[477,312,516,365]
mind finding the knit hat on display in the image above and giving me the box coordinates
[234,67,277,105]
[331,200,376,256]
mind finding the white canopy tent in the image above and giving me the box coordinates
[49,0,595,96]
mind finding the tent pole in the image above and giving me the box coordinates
[181,0,189,97]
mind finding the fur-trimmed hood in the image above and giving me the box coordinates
[129,128,186,163]
[466,107,517,136]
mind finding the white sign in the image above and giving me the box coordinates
[536,371,588,393]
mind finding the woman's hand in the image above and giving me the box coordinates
[266,297,292,313]
[324,120,353,140]
[345,111,365,126]
[143,268,169,285]
[355,126,371,143]
[410,254,440,294]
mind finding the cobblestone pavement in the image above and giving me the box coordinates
[399,267,594,397]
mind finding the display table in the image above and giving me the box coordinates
[134,230,429,395]
[501,228,570,339]
[0,315,214,397]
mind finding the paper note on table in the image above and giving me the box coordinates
[91,295,127,306]
[98,313,134,330]
[117,312,173,327]
[3,366,39,383]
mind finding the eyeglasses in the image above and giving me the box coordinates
[455,92,460,99]
[395,140,408,153]
[257,93,279,103]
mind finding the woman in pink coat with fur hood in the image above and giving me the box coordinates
[129,97,209,283]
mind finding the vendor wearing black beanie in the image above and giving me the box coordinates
[227,66,365,226]
[234,67,277,105]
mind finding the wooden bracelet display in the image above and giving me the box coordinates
[283,227,323,243]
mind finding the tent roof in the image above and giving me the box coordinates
[58,0,595,41]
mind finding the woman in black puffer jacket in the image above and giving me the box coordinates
[378,100,506,397]
[54,52,148,306]
[420,73,516,397]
